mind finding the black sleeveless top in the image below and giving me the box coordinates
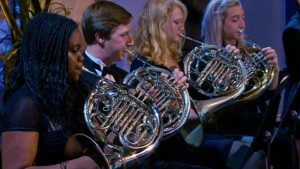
[2,84,68,165]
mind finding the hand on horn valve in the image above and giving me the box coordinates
[225,44,241,59]
[173,68,189,91]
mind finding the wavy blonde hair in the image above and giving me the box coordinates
[201,0,245,47]
[131,0,187,66]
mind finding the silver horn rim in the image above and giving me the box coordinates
[65,66,164,169]
[123,66,191,138]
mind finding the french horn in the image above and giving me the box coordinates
[65,66,163,169]
[236,30,275,102]
[124,49,191,139]
[180,34,248,120]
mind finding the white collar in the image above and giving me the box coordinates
[84,50,105,70]
[84,50,104,76]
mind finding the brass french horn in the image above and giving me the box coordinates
[180,34,248,120]
[65,66,164,169]
[124,49,191,139]
[236,30,275,103]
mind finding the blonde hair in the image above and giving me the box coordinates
[201,0,245,47]
[132,0,187,66]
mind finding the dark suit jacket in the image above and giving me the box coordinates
[82,52,129,91]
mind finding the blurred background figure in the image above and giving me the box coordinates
[282,0,300,168]
[179,0,209,56]
[282,0,300,117]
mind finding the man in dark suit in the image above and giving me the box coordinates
[81,0,134,90]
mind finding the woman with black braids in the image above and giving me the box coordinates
[1,13,100,169]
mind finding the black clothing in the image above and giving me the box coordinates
[2,84,68,165]
[130,56,234,169]
[280,10,300,169]
[283,10,300,82]
[282,10,300,128]
[152,133,233,169]
[183,41,274,136]
[82,52,128,91]
[203,98,268,136]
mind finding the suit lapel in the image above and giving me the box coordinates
[83,52,101,74]
[82,52,101,90]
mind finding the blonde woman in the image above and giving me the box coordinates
[201,0,280,136]
[201,0,292,168]
[130,0,242,168]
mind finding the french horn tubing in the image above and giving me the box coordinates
[180,33,248,121]
[65,66,163,169]
[236,30,275,103]
[124,49,191,139]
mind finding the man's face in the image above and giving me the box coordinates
[103,23,133,63]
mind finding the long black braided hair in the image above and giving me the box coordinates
[3,12,88,135]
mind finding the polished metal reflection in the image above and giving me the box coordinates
[124,49,191,139]
[237,30,275,102]
[180,34,247,121]
[68,66,163,169]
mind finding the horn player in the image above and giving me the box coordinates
[128,0,254,169]
[200,1,294,169]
